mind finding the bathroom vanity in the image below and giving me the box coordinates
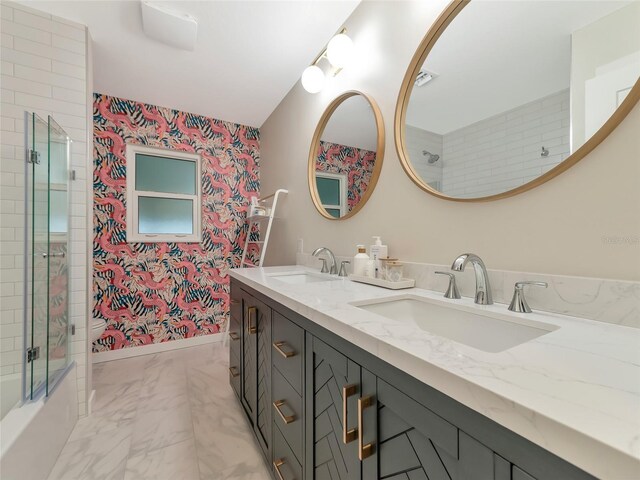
[228,266,639,480]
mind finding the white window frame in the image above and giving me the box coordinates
[316,171,347,218]
[126,144,201,243]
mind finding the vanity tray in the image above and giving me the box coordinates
[348,274,415,290]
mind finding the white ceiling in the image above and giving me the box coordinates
[321,94,377,151]
[406,0,633,135]
[24,0,360,127]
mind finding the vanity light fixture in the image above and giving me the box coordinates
[301,28,353,93]
[301,65,325,94]
[326,33,354,68]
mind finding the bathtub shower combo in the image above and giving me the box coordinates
[0,112,78,478]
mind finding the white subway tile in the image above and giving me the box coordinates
[14,91,85,116]
[1,60,14,76]
[51,21,85,42]
[52,86,85,105]
[1,74,53,97]
[14,64,84,92]
[1,17,51,45]
[51,60,84,80]
[1,4,14,21]
[1,45,51,71]
[13,36,85,68]
[1,32,13,48]
[52,33,84,54]
[1,87,14,104]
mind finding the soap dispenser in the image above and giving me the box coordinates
[370,236,388,279]
[353,245,369,276]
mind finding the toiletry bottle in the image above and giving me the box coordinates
[353,245,369,276]
[370,236,388,279]
[365,259,375,278]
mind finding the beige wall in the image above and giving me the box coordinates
[260,0,640,281]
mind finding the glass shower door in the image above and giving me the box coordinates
[25,114,71,399]
[27,113,49,398]
[46,116,70,394]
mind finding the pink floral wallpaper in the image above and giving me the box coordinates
[93,94,259,351]
[315,140,376,211]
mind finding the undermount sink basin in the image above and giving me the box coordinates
[351,295,559,353]
[267,271,340,284]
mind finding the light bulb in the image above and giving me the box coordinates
[301,65,325,93]
[326,33,354,68]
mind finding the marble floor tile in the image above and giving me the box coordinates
[124,438,200,480]
[129,393,194,457]
[49,342,271,480]
[47,424,132,480]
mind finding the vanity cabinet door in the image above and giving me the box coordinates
[308,335,363,480]
[369,378,539,480]
[365,378,460,480]
[240,293,273,461]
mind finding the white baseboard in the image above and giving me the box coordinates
[92,333,225,364]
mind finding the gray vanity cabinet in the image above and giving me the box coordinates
[240,292,272,461]
[229,279,594,480]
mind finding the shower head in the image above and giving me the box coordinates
[422,150,440,164]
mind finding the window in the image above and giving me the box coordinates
[315,172,347,218]
[126,144,201,242]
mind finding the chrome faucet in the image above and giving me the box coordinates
[451,253,493,305]
[312,247,338,275]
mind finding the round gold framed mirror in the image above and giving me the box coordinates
[395,0,640,202]
[309,91,385,219]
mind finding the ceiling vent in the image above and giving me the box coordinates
[415,69,438,87]
[140,1,198,51]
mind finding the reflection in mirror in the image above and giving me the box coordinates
[403,0,640,200]
[310,92,383,219]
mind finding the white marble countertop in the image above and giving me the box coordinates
[230,266,640,479]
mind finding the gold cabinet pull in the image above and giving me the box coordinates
[273,341,295,358]
[273,459,288,480]
[358,395,374,460]
[247,306,257,334]
[229,366,239,378]
[228,331,240,341]
[273,400,296,424]
[342,384,357,444]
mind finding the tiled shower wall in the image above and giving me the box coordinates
[441,89,570,197]
[0,1,90,414]
[405,125,443,189]
[407,89,570,197]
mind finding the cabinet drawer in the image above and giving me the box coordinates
[272,312,304,395]
[228,314,241,360]
[273,424,303,480]
[272,368,303,464]
[229,347,241,399]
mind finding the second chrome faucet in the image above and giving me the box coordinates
[450,253,493,305]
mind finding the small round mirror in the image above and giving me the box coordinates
[309,91,384,219]
[396,0,640,201]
